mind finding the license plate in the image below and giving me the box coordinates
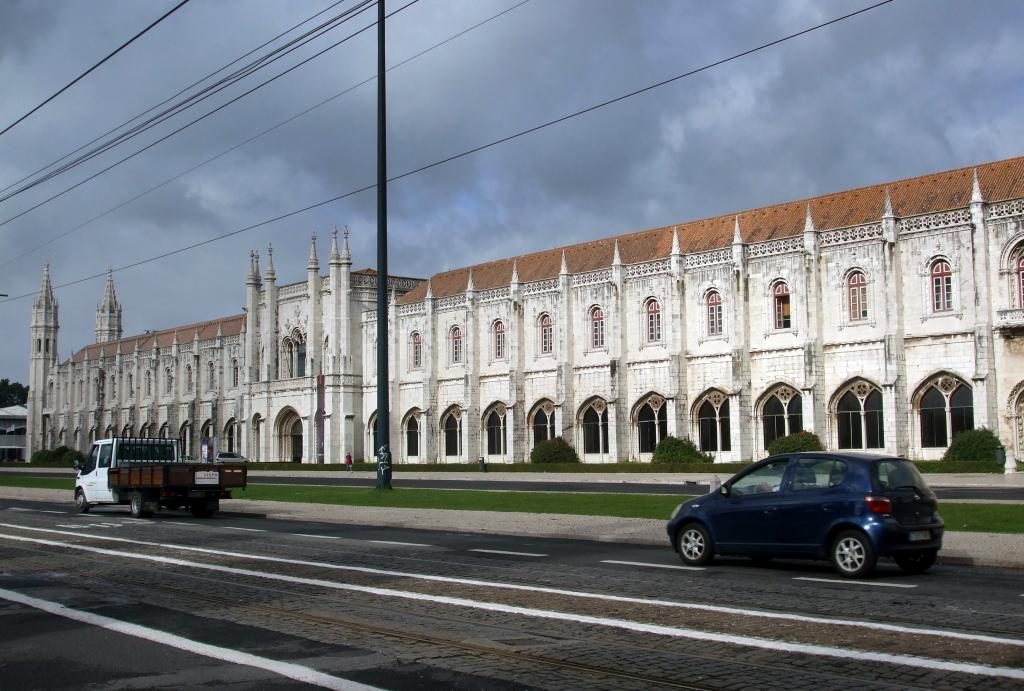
[909,530,930,542]
[194,470,219,485]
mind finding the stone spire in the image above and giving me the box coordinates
[329,227,341,265]
[340,225,352,265]
[265,244,276,281]
[34,263,56,312]
[733,215,742,244]
[560,250,569,275]
[425,278,433,299]
[95,268,123,343]
[466,269,475,293]
[511,259,520,285]
[971,168,984,204]
[883,187,895,218]
[612,239,622,266]
[307,233,319,271]
[246,251,259,286]
[804,204,815,233]
[670,226,681,255]
[253,250,261,278]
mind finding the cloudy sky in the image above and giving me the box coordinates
[0,0,1021,385]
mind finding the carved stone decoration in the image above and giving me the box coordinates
[591,399,607,414]
[773,385,796,404]
[936,376,957,394]
[648,394,664,410]
[451,409,461,421]
[494,403,507,417]
[542,401,555,416]
[707,390,727,409]
[851,381,872,400]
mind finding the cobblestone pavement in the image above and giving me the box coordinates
[1,500,1023,690]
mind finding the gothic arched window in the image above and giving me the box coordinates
[208,362,215,389]
[539,314,553,355]
[762,387,802,449]
[645,299,662,343]
[1017,256,1024,307]
[485,406,507,456]
[493,321,506,360]
[835,382,884,449]
[145,370,152,397]
[165,368,172,391]
[931,260,953,312]
[185,365,192,392]
[231,359,239,387]
[636,395,667,454]
[706,291,723,336]
[405,414,419,457]
[773,281,791,329]
[530,400,556,445]
[696,391,731,452]
[441,409,461,457]
[590,306,605,349]
[918,376,973,448]
[848,271,867,321]
[450,327,462,365]
[580,399,609,455]
[410,332,422,369]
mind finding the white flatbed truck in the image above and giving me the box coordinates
[74,437,247,518]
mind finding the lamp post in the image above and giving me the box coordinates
[375,0,392,489]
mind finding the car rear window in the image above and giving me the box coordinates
[873,459,931,493]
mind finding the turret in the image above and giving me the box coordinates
[28,264,59,453]
[244,251,261,382]
[95,268,123,343]
[307,233,322,377]
[262,245,279,380]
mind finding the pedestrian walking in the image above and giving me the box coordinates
[345,452,352,472]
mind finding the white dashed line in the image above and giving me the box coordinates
[0,587,381,691]
[164,521,198,527]
[368,540,431,547]
[469,549,547,558]
[793,576,917,589]
[289,533,339,539]
[601,560,705,571]
[222,526,266,532]
[7,508,33,512]
[37,510,67,514]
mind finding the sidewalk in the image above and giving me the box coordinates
[0,485,1021,570]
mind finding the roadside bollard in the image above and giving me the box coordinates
[709,475,721,493]
[479,456,487,473]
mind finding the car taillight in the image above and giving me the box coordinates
[865,495,892,514]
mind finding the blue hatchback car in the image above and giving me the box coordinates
[666,452,944,578]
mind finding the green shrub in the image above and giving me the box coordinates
[943,428,1002,463]
[767,431,823,456]
[530,437,580,464]
[29,445,85,467]
[652,436,711,463]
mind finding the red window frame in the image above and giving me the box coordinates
[931,260,952,312]
[773,282,791,329]
[707,291,722,336]
[848,271,867,320]
[646,299,662,342]
[591,307,605,349]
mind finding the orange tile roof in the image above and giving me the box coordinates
[398,155,1024,305]
[69,314,245,364]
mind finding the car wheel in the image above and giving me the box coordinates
[831,529,877,578]
[894,549,937,575]
[74,489,90,514]
[676,523,714,566]
[129,492,152,519]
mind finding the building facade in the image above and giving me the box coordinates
[28,156,1024,466]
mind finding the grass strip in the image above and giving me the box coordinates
[1,475,1021,532]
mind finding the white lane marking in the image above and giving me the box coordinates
[7,508,33,512]
[0,523,1015,649]
[2,532,1022,682]
[601,560,705,571]
[222,527,266,533]
[164,522,197,527]
[367,540,431,547]
[37,510,66,515]
[0,587,379,691]
[289,533,339,540]
[794,577,917,589]
[469,549,547,558]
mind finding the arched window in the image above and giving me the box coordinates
[493,321,506,360]
[127,373,133,397]
[636,395,667,454]
[367,412,379,457]
[224,419,236,453]
[835,382,884,449]
[296,339,306,378]
[773,282,791,329]
[848,271,868,321]
[762,386,802,449]
[645,299,662,343]
[406,415,419,457]
[165,368,172,391]
[918,375,973,448]
[442,409,461,457]
[208,362,215,389]
[580,399,609,455]
[590,306,605,349]
[539,314,553,355]
[450,327,462,365]
[931,260,953,312]
[530,401,556,445]
[485,406,507,456]
[1017,256,1024,307]
[410,332,422,369]
[706,291,723,336]
[185,365,192,392]
[231,359,239,387]
[108,376,115,400]
[145,370,152,397]
[696,391,731,452]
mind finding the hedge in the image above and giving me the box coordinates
[530,437,580,464]
[652,436,711,464]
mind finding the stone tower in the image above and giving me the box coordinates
[95,269,122,343]
[28,264,59,453]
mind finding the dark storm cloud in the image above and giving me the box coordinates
[1,0,1022,382]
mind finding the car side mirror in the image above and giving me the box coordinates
[72,459,80,470]
[719,485,729,497]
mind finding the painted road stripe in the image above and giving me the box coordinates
[0,587,380,691]
[2,532,1022,682]
[289,533,339,540]
[223,527,267,533]
[469,549,547,557]
[794,577,917,589]
[7,508,33,512]
[368,540,431,547]
[164,521,198,527]
[0,523,1016,649]
[36,510,66,514]
[601,560,705,571]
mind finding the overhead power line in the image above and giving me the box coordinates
[0,0,533,270]
[0,0,351,199]
[0,0,376,206]
[0,0,401,232]
[0,0,192,139]
[0,0,893,304]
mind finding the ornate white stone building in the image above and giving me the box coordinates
[28,156,1024,465]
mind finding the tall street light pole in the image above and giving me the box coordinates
[375,0,392,489]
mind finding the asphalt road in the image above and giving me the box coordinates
[1,496,1023,689]
[3,469,1023,500]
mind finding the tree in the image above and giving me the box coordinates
[0,379,28,407]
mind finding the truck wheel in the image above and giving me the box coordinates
[129,492,153,519]
[74,489,90,514]
[189,500,213,518]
